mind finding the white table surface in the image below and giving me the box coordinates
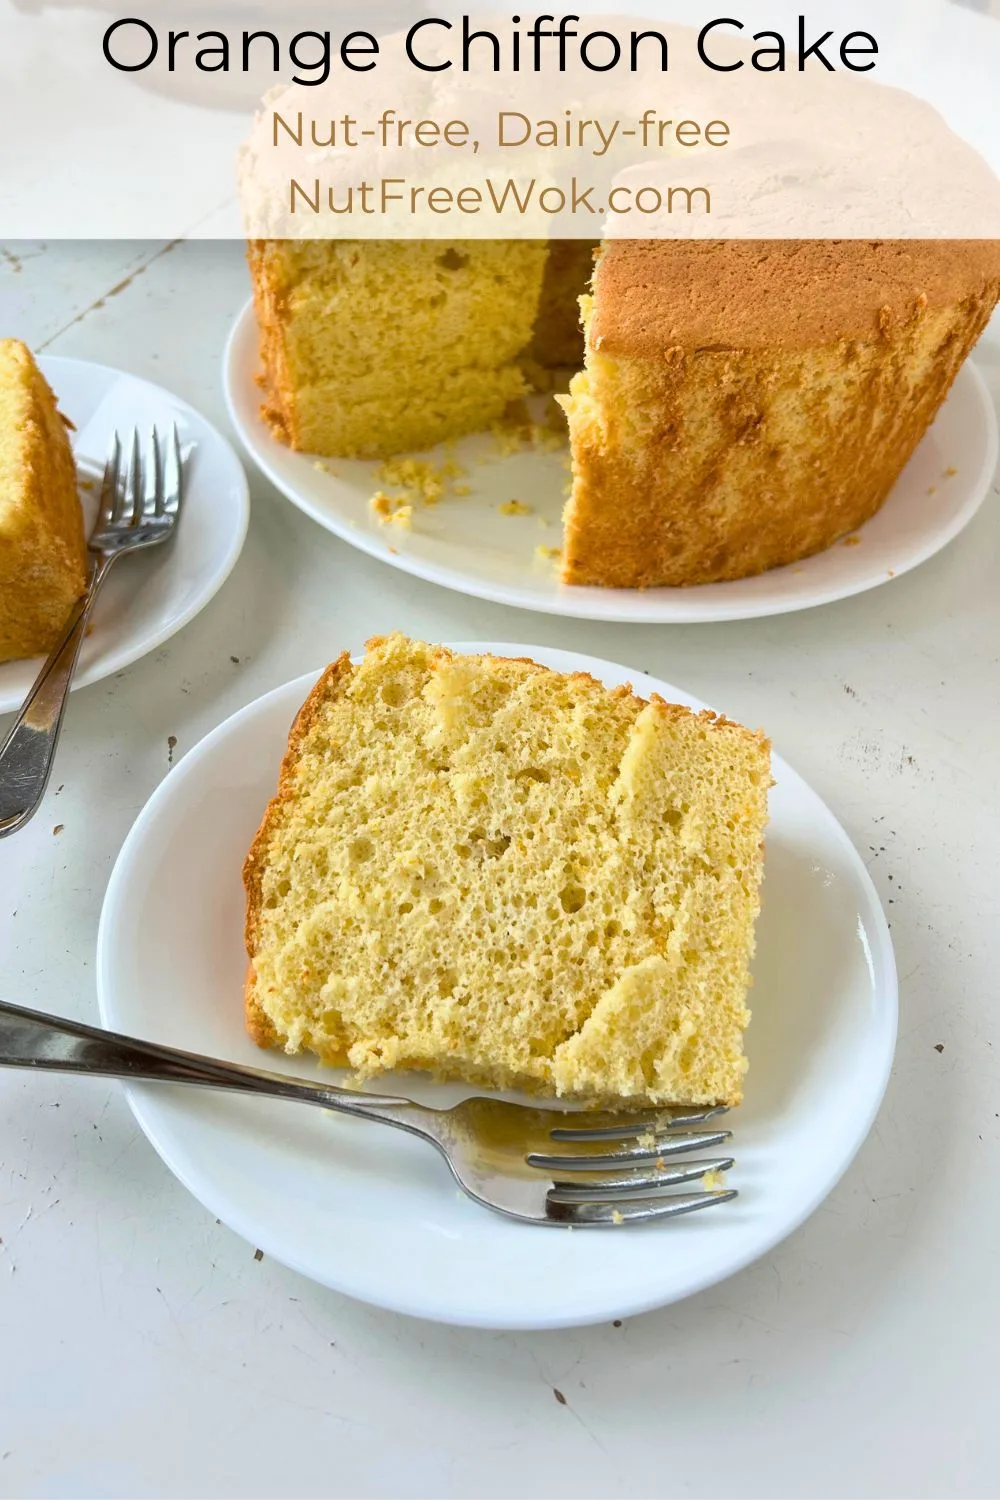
[1,240,999,1500]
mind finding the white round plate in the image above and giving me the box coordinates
[224,300,996,624]
[0,357,250,716]
[97,645,897,1330]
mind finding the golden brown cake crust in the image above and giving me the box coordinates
[0,339,88,662]
[592,239,1000,355]
[244,965,279,1048]
[246,240,298,448]
[243,652,355,1048]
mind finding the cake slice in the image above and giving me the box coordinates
[243,635,770,1107]
[558,239,1000,588]
[0,339,88,662]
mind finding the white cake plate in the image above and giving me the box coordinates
[223,300,997,625]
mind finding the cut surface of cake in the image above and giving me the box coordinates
[0,339,88,663]
[249,239,550,459]
[243,634,770,1107]
[559,238,1000,588]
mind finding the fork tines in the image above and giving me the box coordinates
[536,1107,737,1226]
[99,423,182,529]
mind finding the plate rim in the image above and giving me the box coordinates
[0,354,251,716]
[222,297,998,625]
[96,643,899,1330]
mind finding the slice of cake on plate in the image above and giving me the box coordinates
[243,635,771,1108]
[0,339,88,662]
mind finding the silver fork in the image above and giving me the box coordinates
[0,1001,737,1228]
[0,426,183,838]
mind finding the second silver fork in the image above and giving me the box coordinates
[0,426,183,838]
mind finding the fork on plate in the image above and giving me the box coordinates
[0,426,184,838]
[0,1000,737,1228]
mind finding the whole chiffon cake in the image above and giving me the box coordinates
[248,237,1000,589]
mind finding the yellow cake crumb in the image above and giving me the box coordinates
[611,1210,625,1226]
[370,492,412,528]
[535,544,562,563]
[500,500,532,517]
[374,455,467,509]
[701,1169,727,1191]
[944,466,958,478]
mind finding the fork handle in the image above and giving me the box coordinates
[0,557,112,838]
[0,1000,417,1119]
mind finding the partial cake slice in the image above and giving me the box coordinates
[243,634,771,1107]
[558,239,1000,588]
[248,239,549,458]
[0,339,88,662]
